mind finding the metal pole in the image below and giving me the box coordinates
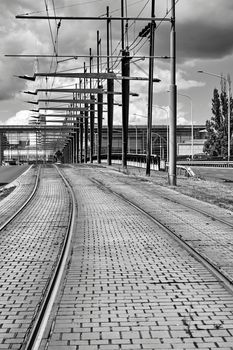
[168,0,177,185]
[0,133,2,165]
[72,134,75,163]
[36,131,38,165]
[97,31,103,164]
[107,78,114,165]
[84,63,88,163]
[227,75,231,163]
[178,93,193,159]
[191,100,193,159]
[167,113,169,163]
[97,88,103,163]
[121,0,130,168]
[89,49,94,163]
[84,105,88,163]
[121,0,125,52]
[146,0,155,176]
[122,51,130,168]
[90,95,95,163]
[79,80,83,163]
[73,87,78,163]
[107,6,114,166]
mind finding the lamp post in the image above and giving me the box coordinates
[177,93,193,159]
[151,132,167,158]
[133,113,166,157]
[152,105,169,162]
[198,70,231,162]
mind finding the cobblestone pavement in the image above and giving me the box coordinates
[0,165,37,226]
[43,165,233,350]
[85,165,233,282]
[0,165,71,349]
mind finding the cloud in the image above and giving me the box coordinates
[0,0,233,127]
[4,110,33,125]
[151,1,233,63]
[177,22,233,60]
[176,0,233,60]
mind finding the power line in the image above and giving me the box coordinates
[131,0,180,58]
[44,0,56,56]
[20,0,104,16]
[109,0,150,71]
[126,0,150,50]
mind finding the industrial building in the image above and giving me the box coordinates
[0,124,206,165]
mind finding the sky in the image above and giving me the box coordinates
[0,0,233,127]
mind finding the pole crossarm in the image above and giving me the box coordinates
[6,54,170,59]
[35,88,138,96]
[37,99,121,106]
[34,72,160,82]
[16,15,171,22]
[39,120,78,123]
[38,114,84,117]
[26,100,38,104]
[39,107,89,111]
[0,125,74,132]
[37,114,92,118]
[36,88,102,94]
[38,99,96,104]
[116,76,160,82]
[35,72,116,79]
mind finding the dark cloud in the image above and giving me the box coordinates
[1,0,233,125]
[177,21,233,60]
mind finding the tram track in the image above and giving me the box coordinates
[0,165,75,350]
[2,164,233,349]
[0,166,40,232]
[22,165,77,350]
[41,165,233,350]
[89,175,233,294]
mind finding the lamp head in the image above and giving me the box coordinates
[17,75,36,81]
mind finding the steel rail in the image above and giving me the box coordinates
[22,165,77,350]
[0,165,40,232]
[155,189,233,234]
[97,162,233,229]
[89,177,233,294]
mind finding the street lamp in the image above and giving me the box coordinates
[152,105,169,162]
[198,70,231,162]
[133,113,166,157]
[177,93,193,159]
[151,132,167,158]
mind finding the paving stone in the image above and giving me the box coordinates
[44,165,233,349]
[0,166,71,348]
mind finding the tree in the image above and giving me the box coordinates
[203,81,232,158]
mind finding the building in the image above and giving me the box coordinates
[101,124,206,160]
[0,124,206,164]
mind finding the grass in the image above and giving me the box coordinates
[119,166,233,212]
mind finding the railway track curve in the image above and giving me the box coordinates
[0,165,76,350]
[88,168,233,285]
[2,164,233,349]
[41,164,233,350]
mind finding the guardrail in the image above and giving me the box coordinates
[90,153,160,171]
[83,154,233,176]
[177,160,233,168]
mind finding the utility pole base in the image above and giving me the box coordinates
[168,174,177,186]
